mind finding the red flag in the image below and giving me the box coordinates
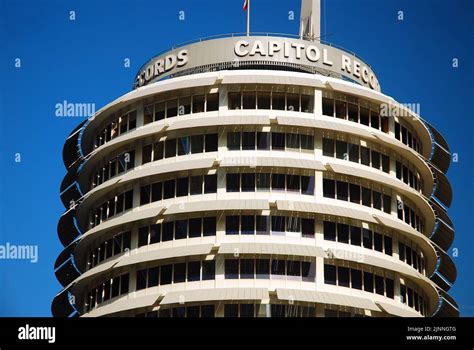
[243,0,248,11]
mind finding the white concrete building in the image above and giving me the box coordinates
[52,1,457,318]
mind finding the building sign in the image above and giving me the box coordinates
[134,36,380,91]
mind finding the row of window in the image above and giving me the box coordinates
[324,264,394,299]
[91,151,135,189]
[225,215,315,237]
[140,175,217,205]
[227,131,314,151]
[226,173,315,195]
[142,134,218,164]
[85,273,129,312]
[138,217,217,247]
[322,138,390,174]
[90,190,133,228]
[144,93,219,125]
[136,305,216,318]
[224,259,315,281]
[136,261,216,290]
[323,178,392,214]
[323,221,393,257]
[228,91,314,113]
[87,231,131,269]
[136,304,365,317]
[322,96,389,133]
[397,200,425,233]
[400,284,428,315]
[399,242,425,274]
[395,121,422,154]
[396,161,422,193]
[95,110,137,148]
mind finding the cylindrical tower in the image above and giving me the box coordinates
[52,33,457,318]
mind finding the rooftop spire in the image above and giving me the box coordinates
[300,0,321,41]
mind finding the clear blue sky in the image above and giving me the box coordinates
[0,0,472,316]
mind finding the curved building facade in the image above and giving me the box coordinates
[52,33,458,318]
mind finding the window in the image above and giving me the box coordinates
[240,259,254,279]
[373,191,382,210]
[374,232,383,252]
[120,274,129,294]
[202,261,215,280]
[173,263,186,283]
[336,181,348,201]
[372,150,380,169]
[271,132,285,150]
[287,261,301,277]
[382,154,390,173]
[257,132,270,150]
[256,259,270,278]
[226,173,240,192]
[203,217,216,236]
[155,102,165,120]
[336,140,347,159]
[337,223,349,243]
[240,304,255,317]
[350,184,360,204]
[360,146,370,166]
[241,173,255,192]
[242,132,255,150]
[386,278,394,298]
[142,145,152,164]
[193,95,205,113]
[375,275,384,295]
[256,173,270,190]
[162,222,174,241]
[287,175,300,192]
[271,216,285,233]
[153,142,164,161]
[204,175,217,193]
[362,228,372,249]
[207,93,219,111]
[351,269,362,290]
[257,91,271,109]
[138,226,149,247]
[243,92,256,109]
[323,179,336,198]
[371,111,380,129]
[322,138,334,157]
[148,267,159,287]
[163,179,175,199]
[191,135,204,153]
[205,134,218,152]
[360,107,369,125]
[256,216,269,235]
[348,143,359,162]
[174,220,187,240]
[150,224,160,244]
[384,236,393,256]
[324,221,336,241]
[178,137,190,155]
[140,185,151,205]
[286,133,300,149]
[350,226,361,246]
[165,139,176,158]
[363,272,373,292]
[136,269,147,290]
[188,218,202,238]
[335,101,346,119]
[226,216,239,235]
[224,304,239,317]
[324,265,337,285]
[124,190,133,210]
[271,260,286,275]
[301,176,315,195]
[338,267,350,287]
[348,103,358,122]
[302,218,315,238]
[322,98,334,116]
[190,176,202,195]
[241,215,255,235]
[301,135,314,150]
[271,174,285,190]
[227,132,240,150]
[225,259,239,279]
[176,178,188,197]
[160,265,172,285]
[362,187,371,207]
[229,93,241,110]
[287,93,300,111]
[383,194,391,214]
[272,93,285,110]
